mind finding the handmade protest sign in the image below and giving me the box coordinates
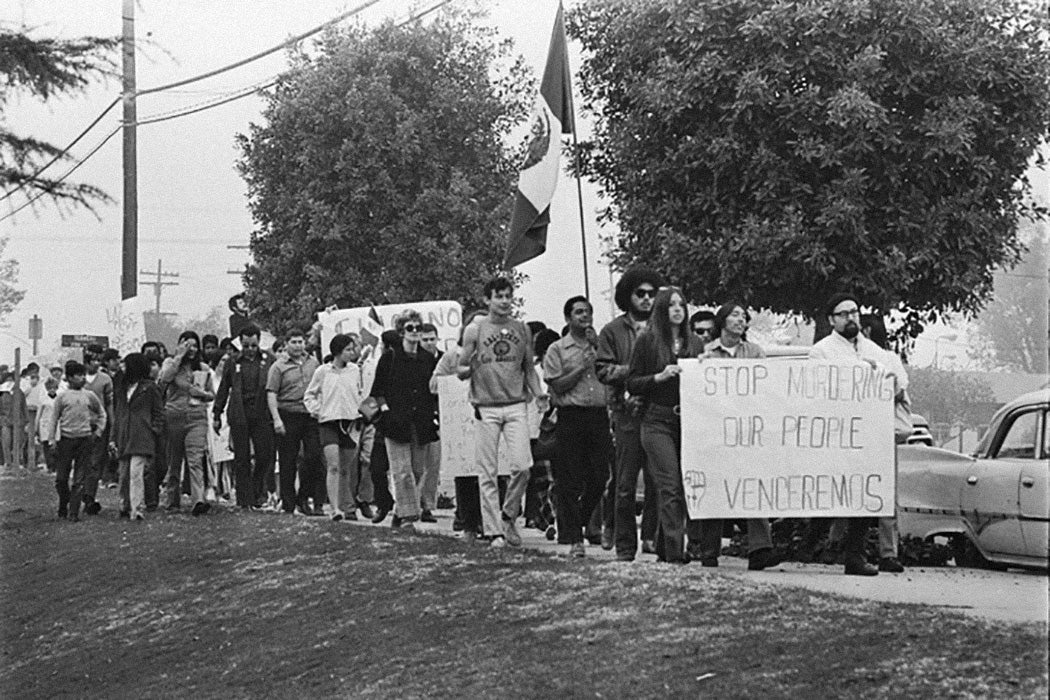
[317,301,462,353]
[679,358,896,519]
[436,375,513,479]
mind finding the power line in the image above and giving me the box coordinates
[0,0,387,203]
[0,0,458,219]
[0,97,121,204]
[0,126,121,224]
[135,0,386,97]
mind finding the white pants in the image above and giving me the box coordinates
[474,403,532,538]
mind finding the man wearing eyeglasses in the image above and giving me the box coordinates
[808,292,892,576]
[596,266,666,561]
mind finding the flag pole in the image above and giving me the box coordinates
[572,129,590,299]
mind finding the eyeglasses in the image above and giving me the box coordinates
[633,288,656,299]
[832,309,860,319]
[403,323,422,332]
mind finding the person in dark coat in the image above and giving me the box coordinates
[112,353,165,520]
[213,325,275,509]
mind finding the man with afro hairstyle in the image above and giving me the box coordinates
[596,266,666,561]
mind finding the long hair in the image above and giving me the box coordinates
[177,330,203,372]
[644,286,690,366]
[123,353,151,386]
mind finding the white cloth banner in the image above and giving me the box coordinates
[317,300,463,395]
[436,375,512,479]
[679,358,896,519]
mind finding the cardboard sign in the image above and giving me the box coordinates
[679,358,896,519]
[105,296,150,357]
[436,375,513,478]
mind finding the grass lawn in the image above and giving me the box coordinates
[2,469,1047,699]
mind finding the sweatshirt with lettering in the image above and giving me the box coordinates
[49,388,106,440]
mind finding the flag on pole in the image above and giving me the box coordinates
[359,306,385,348]
[503,2,575,269]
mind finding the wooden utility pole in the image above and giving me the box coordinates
[11,348,23,468]
[139,259,179,315]
[121,0,137,300]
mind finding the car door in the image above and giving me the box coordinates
[963,408,1039,558]
[1018,408,1048,561]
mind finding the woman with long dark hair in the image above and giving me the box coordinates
[626,287,704,563]
[158,330,214,515]
[113,353,164,520]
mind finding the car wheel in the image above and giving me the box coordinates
[952,536,1008,571]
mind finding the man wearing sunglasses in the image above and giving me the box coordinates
[596,266,666,561]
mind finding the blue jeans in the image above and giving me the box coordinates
[640,406,687,562]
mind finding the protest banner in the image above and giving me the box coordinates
[436,375,513,479]
[317,301,463,395]
[679,358,896,519]
[316,301,463,353]
[106,295,150,356]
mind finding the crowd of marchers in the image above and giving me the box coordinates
[19,268,911,577]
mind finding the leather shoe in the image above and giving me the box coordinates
[844,555,879,576]
[600,527,614,550]
[371,507,389,524]
[357,502,374,519]
[420,510,438,523]
[878,556,904,573]
[747,548,783,571]
[641,539,657,554]
[700,557,718,568]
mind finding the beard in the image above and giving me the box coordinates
[841,322,860,339]
[631,304,652,320]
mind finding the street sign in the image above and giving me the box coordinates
[60,334,109,349]
[28,315,42,340]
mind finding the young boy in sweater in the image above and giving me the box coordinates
[48,361,106,521]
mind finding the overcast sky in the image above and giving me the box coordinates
[3,0,616,362]
[3,1,1044,369]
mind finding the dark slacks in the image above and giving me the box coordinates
[613,411,658,557]
[552,406,612,545]
[276,410,323,512]
[82,428,108,503]
[454,475,508,535]
[640,406,688,562]
[230,409,274,507]
[369,428,394,512]
[55,436,94,517]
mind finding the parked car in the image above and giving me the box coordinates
[898,389,1049,570]
[907,413,934,446]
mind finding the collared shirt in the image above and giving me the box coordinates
[705,338,766,359]
[544,334,606,408]
[809,331,887,367]
[595,313,645,413]
[266,354,320,413]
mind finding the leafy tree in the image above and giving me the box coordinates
[568,0,1050,335]
[0,26,118,212]
[968,222,1048,373]
[236,13,531,332]
[908,366,997,430]
[0,235,24,323]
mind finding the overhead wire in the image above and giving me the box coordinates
[0,126,121,223]
[0,0,386,203]
[1,0,458,221]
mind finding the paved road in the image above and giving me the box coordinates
[405,512,1048,625]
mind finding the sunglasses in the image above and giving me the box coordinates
[403,323,422,332]
[633,288,656,299]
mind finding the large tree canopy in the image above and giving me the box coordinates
[237,13,531,332]
[0,27,117,212]
[568,0,1050,327]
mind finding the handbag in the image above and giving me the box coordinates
[358,396,381,423]
[533,407,558,461]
